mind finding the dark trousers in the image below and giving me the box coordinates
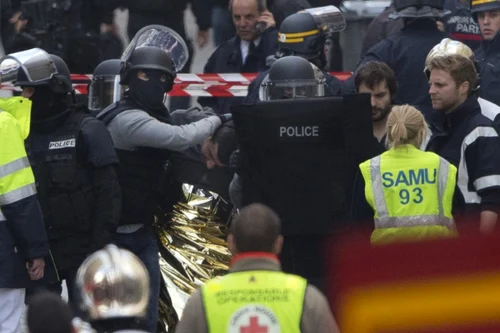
[25,268,81,317]
[280,235,327,292]
[113,226,160,333]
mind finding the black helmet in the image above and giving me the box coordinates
[389,0,449,19]
[261,56,325,100]
[93,59,122,77]
[14,53,72,94]
[277,6,346,68]
[278,12,324,59]
[88,59,125,112]
[120,46,176,85]
[471,0,500,20]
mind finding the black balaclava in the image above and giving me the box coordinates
[29,85,69,120]
[128,69,171,115]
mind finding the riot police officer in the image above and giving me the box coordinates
[76,245,150,333]
[96,25,228,333]
[229,55,375,291]
[343,0,449,120]
[471,0,500,106]
[1,48,121,310]
[245,5,345,103]
[90,56,235,205]
[260,55,327,100]
[231,55,326,208]
[88,59,123,115]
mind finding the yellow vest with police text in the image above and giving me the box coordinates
[359,145,457,244]
[202,270,307,333]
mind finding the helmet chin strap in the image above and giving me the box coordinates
[70,90,77,104]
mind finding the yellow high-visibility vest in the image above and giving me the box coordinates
[359,144,457,244]
[202,270,307,333]
[0,97,36,221]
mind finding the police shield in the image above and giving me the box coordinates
[121,25,189,73]
[300,5,347,33]
[231,95,376,236]
[0,48,57,84]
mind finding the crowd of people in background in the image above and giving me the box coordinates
[2,0,500,332]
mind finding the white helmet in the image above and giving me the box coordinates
[424,38,478,79]
[75,245,150,321]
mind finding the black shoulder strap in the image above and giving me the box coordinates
[96,99,138,126]
[57,108,92,163]
[65,108,90,134]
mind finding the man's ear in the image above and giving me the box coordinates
[227,234,237,255]
[459,81,470,96]
[273,235,284,255]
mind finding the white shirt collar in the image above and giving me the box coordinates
[240,37,262,64]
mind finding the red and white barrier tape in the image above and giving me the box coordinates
[0,72,352,97]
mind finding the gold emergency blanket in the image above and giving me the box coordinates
[154,184,232,333]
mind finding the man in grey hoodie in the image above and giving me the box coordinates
[96,27,231,332]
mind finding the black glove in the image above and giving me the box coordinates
[229,149,247,174]
[218,113,233,124]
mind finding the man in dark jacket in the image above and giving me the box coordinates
[471,0,500,106]
[175,204,339,333]
[11,50,121,312]
[198,0,279,114]
[350,61,398,225]
[426,54,500,232]
[440,0,481,50]
[0,96,49,333]
[96,26,228,332]
[208,0,311,46]
[344,0,449,120]
[361,3,404,56]
[244,6,345,103]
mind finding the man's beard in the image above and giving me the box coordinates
[372,106,391,122]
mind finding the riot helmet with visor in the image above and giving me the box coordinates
[88,59,125,112]
[261,56,325,100]
[277,6,346,69]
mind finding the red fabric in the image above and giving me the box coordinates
[231,252,280,266]
[450,33,483,41]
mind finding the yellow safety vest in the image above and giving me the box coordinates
[202,270,307,333]
[0,97,35,221]
[359,145,457,244]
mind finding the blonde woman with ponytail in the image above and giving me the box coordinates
[358,105,458,244]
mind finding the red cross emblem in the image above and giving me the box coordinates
[240,316,268,333]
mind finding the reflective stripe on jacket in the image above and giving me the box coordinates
[359,144,457,244]
[202,270,307,333]
[0,97,35,215]
[0,97,49,288]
